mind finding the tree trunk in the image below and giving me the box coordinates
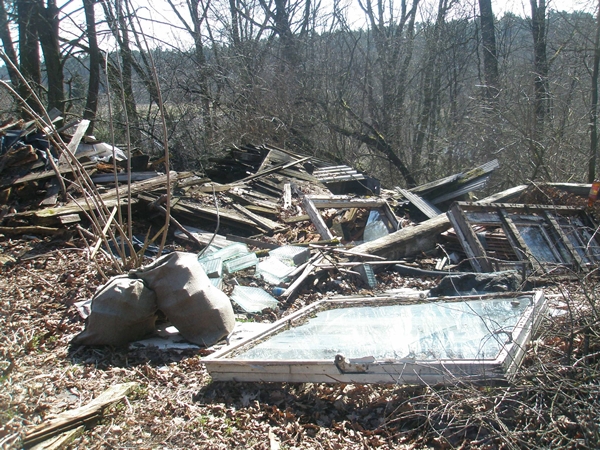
[412,0,447,177]
[101,0,141,146]
[16,0,42,116]
[589,1,600,183]
[83,0,100,133]
[530,0,550,180]
[0,0,21,90]
[36,0,64,114]
[478,0,498,101]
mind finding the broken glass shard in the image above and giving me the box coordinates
[230,286,279,313]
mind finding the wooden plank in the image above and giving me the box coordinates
[309,244,386,260]
[308,195,386,209]
[232,204,284,232]
[458,201,583,215]
[349,213,451,261]
[23,382,137,447]
[280,254,324,300]
[228,190,280,212]
[39,180,60,207]
[302,197,334,240]
[0,226,63,236]
[256,149,274,173]
[476,185,529,204]
[406,173,462,195]
[447,203,492,272]
[91,172,162,184]
[245,205,280,217]
[173,199,265,231]
[57,214,81,225]
[283,214,310,224]
[174,226,230,249]
[30,426,84,450]
[419,159,500,202]
[397,188,442,219]
[283,183,292,210]
[101,171,182,199]
[0,162,97,189]
[23,198,137,223]
[238,156,310,183]
[225,234,280,250]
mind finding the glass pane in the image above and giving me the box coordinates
[517,225,559,263]
[229,297,531,361]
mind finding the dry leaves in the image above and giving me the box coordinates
[1,235,599,449]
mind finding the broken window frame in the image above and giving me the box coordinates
[447,202,600,274]
[204,291,547,385]
[302,195,400,241]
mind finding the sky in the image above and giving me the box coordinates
[3,0,596,59]
[104,0,594,51]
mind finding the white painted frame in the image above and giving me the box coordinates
[204,291,547,384]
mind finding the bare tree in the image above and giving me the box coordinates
[83,0,101,133]
[478,0,498,101]
[0,0,21,92]
[321,0,420,187]
[101,0,142,146]
[529,0,550,180]
[589,1,600,182]
[36,0,64,113]
[16,0,42,115]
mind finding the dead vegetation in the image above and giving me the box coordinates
[0,232,599,449]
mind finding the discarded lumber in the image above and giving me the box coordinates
[23,382,137,448]
[0,161,97,189]
[397,188,442,219]
[232,204,285,232]
[349,213,451,261]
[280,254,324,300]
[30,426,84,450]
[0,225,63,237]
[349,185,539,261]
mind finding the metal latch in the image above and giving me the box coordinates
[334,354,376,374]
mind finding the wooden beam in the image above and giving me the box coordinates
[397,188,442,219]
[345,185,557,261]
[232,204,285,232]
[302,197,334,240]
[447,203,493,272]
[348,213,451,261]
[280,254,324,300]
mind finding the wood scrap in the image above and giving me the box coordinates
[0,144,38,173]
[280,254,324,300]
[30,426,84,450]
[23,382,138,448]
[0,225,63,236]
[232,204,285,233]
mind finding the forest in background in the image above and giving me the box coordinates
[1,0,600,190]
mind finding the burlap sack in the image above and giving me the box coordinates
[132,252,235,346]
[72,275,158,346]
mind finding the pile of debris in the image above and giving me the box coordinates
[2,118,600,386]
